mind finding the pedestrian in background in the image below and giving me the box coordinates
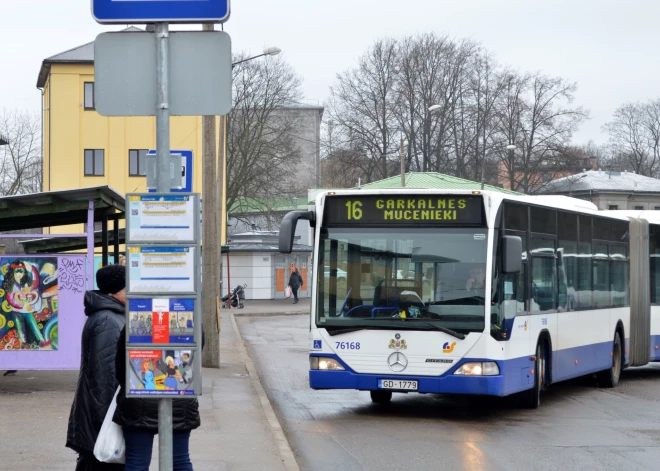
[288,265,303,304]
[67,264,127,471]
[113,327,200,471]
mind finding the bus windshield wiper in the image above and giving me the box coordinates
[405,320,466,340]
[324,327,365,336]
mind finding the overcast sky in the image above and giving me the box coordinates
[1,0,659,144]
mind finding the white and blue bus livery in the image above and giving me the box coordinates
[279,190,660,408]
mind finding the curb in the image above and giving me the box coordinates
[230,313,300,471]
[231,311,308,318]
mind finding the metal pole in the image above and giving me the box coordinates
[480,156,486,190]
[400,137,405,187]
[202,23,221,368]
[155,21,173,471]
[227,251,231,309]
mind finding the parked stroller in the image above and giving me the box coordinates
[222,283,247,308]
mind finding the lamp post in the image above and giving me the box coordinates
[232,47,282,67]
[219,47,282,306]
[428,105,442,173]
[506,144,516,191]
[202,43,281,368]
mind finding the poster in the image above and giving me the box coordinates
[128,349,196,396]
[128,298,195,344]
[128,246,196,293]
[128,195,196,242]
[0,258,59,351]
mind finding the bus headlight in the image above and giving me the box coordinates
[453,362,499,376]
[310,357,345,371]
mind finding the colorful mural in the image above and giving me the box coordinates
[0,258,59,351]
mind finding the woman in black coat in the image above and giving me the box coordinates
[114,325,200,471]
[66,265,127,471]
[288,265,303,304]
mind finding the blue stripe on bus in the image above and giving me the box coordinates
[311,336,660,397]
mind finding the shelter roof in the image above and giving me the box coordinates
[0,185,125,232]
[19,228,125,254]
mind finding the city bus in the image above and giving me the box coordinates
[279,190,660,408]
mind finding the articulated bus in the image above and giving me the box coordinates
[279,190,660,408]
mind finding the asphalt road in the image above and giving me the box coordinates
[237,314,660,471]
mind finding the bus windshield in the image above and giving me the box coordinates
[317,227,488,333]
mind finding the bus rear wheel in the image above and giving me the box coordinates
[521,342,544,409]
[370,390,392,404]
[596,332,622,388]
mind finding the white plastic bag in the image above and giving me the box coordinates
[93,388,125,464]
[285,286,292,298]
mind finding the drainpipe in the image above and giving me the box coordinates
[37,86,45,193]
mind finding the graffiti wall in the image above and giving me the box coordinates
[0,255,87,370]
[0,258,59,351]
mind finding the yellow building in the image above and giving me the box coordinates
[36,27,226,243]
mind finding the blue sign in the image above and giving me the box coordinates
[92,0,230,24]
[147,150,193,193]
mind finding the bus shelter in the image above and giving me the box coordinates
[0,186,124,370]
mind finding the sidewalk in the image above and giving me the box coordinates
[0,298,309,471]
[223,297,310,316]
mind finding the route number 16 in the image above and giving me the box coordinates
[346,201,363,220]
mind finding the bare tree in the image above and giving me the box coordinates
[226,54,304,214]
[604,99,660,177]
[0,109,42,196]
[496,73,588,193]
[325,34,588,191]
[326,39,400,182]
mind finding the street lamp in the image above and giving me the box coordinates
[506,144,516,191]
[219,46,282,309]
[232,46,282,68]
[428,104,442,113]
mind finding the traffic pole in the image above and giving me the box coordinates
[155,21,173,471]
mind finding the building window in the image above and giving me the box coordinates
[608,204,618,210]
[84,82,95,110]
[634,205,644,210]
[129,149,148,176]
[84,149,104,176]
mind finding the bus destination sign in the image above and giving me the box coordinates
[324,195,484,226]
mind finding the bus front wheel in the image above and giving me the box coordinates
[370,390,392,404]
[521,342,544,409]
[596,332,622,388]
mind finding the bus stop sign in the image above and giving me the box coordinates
[92,0,230,24]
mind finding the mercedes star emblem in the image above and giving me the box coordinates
[387,352,408,372]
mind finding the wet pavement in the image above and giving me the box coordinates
[237,314,660,471]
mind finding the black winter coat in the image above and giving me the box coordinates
[66,291,126,455]
[288,271,303,290]
[113,326,201,431]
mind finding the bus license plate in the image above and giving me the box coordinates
[378,379,418,391]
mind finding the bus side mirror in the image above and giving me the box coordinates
[279,211,315,254]
[502,235,522,274]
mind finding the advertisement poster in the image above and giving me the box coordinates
[128,246,195,293]
[128,298,195,344]
[128,195,195,242]
[0,258,59,351]
[128,349,196,396]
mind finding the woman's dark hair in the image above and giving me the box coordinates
[2,260,32,293]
